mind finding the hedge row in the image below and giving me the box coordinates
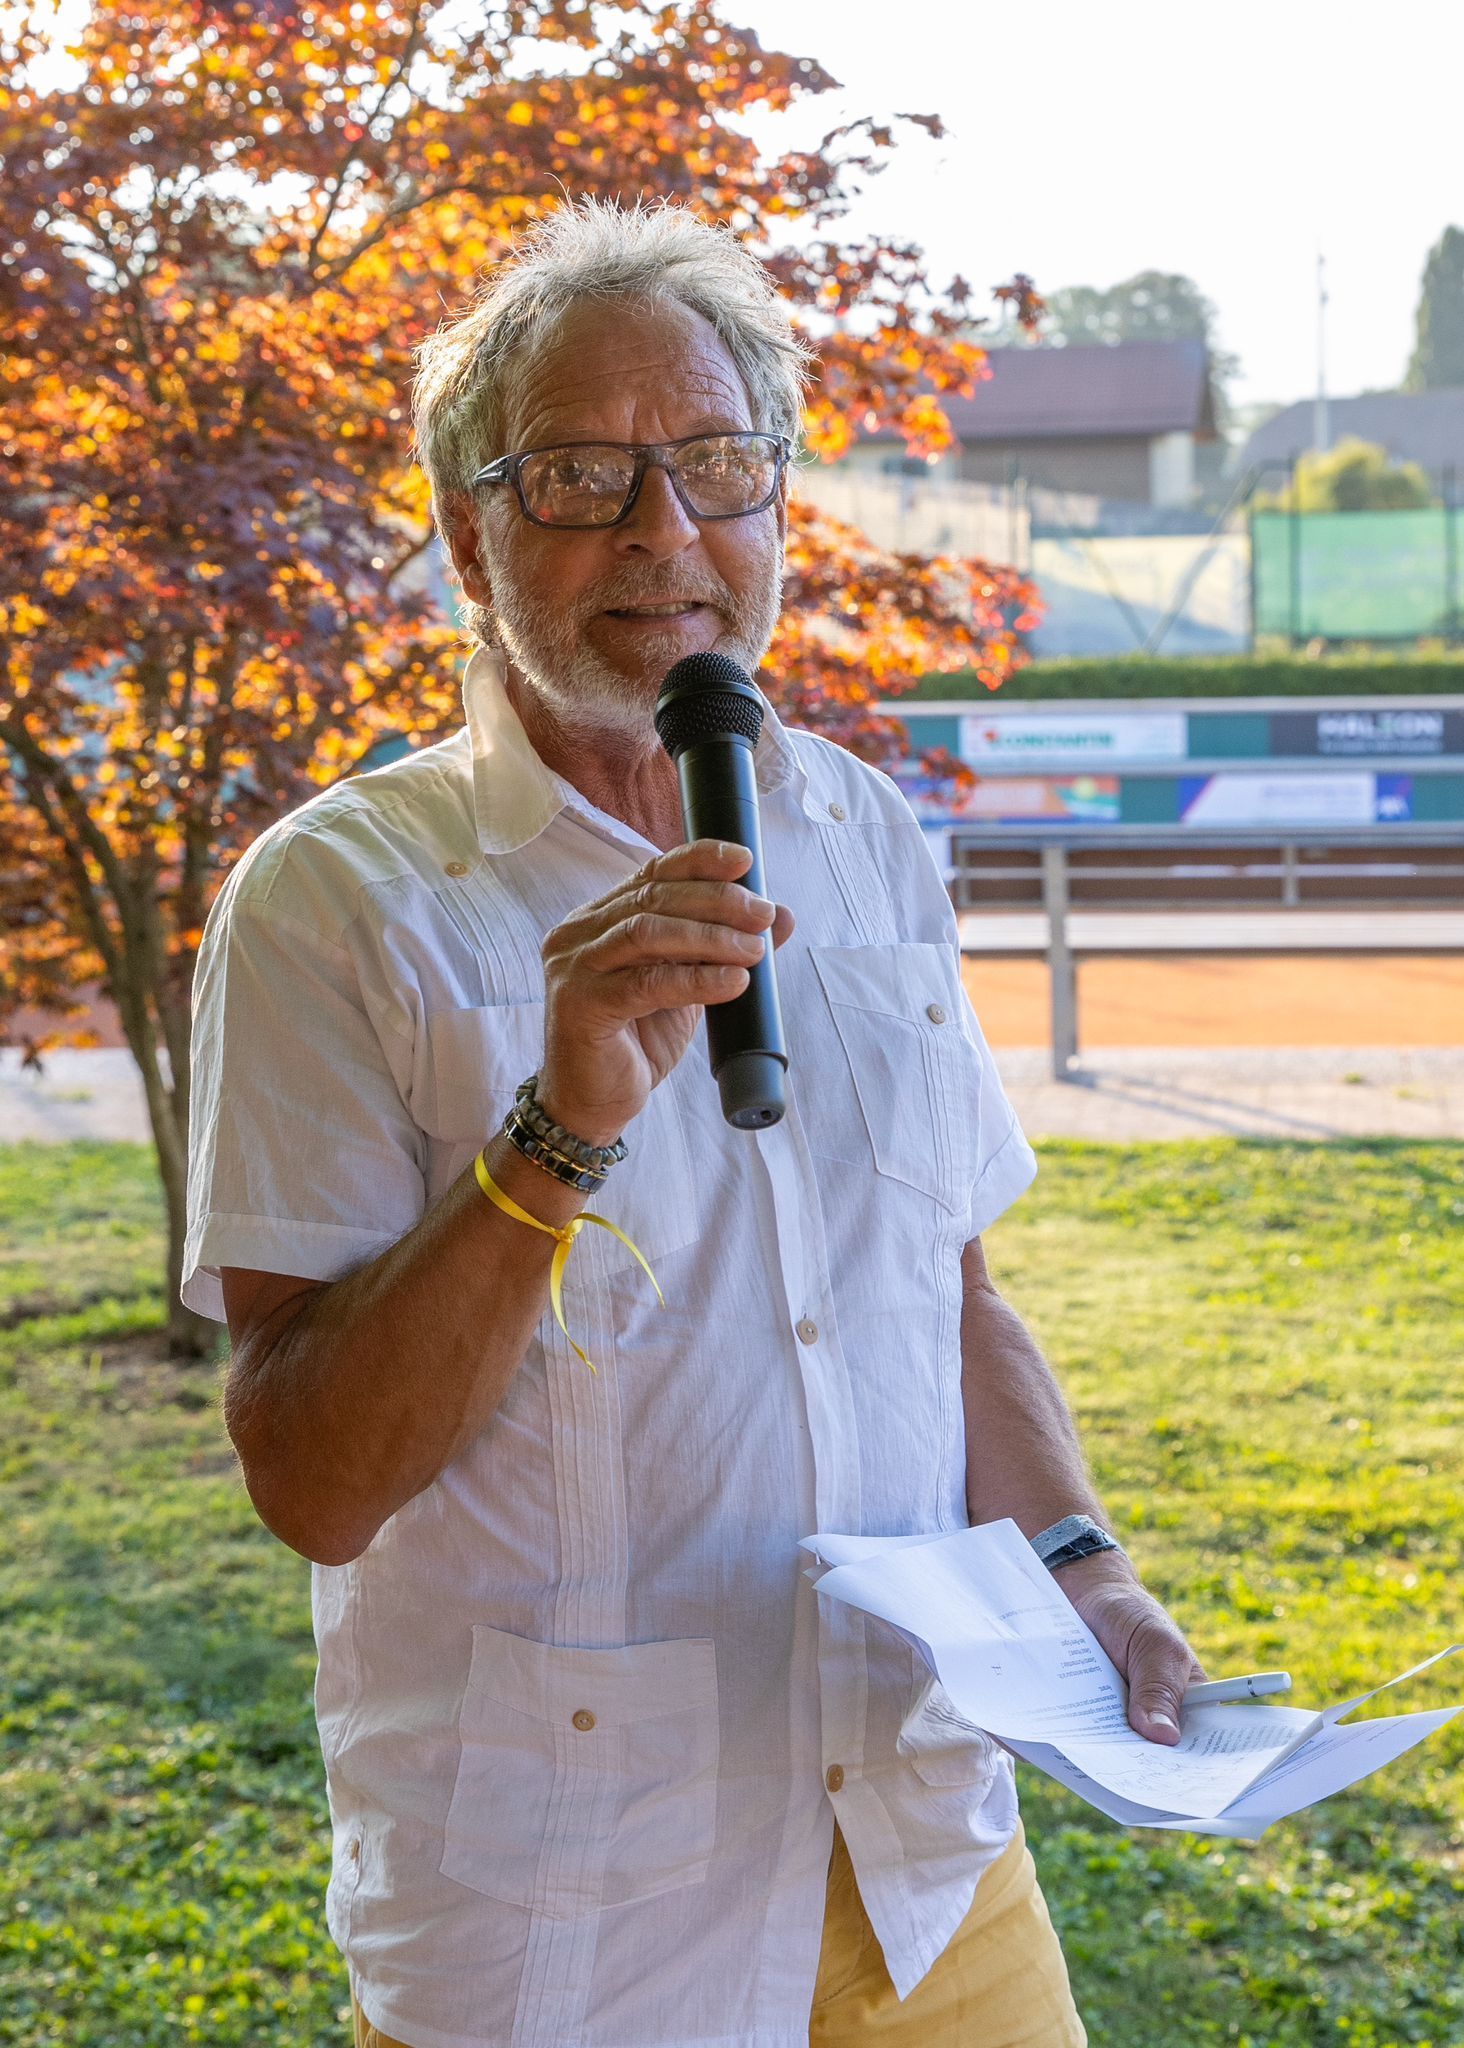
[908,655,1464,702]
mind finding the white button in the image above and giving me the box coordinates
[444,860,469,878]
[796,1318,819,1346]
[926,1003,947,1025]
[827,802,846,821]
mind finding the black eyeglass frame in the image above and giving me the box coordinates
[470,431,792,530]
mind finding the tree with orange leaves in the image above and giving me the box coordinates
[0,0,1038,1354]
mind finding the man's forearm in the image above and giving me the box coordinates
[957,1239,1115,1540]
[224,1131,585,1566]
[957,1241,1209,1741]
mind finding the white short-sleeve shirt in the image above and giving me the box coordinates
[184,647,1038,2048]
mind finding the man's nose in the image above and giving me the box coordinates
[613,461,700,559]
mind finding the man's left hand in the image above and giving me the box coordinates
[1052,1552,1209,1745]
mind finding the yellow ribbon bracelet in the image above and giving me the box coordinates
[473,1150,664,1375]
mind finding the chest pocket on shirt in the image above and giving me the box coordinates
[808,943,985,1213]
[414,1000,697,1272]
[440,1625,720,1917]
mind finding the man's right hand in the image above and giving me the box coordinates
[537,838,795,1146]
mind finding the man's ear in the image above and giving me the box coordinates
[437,491,493,610]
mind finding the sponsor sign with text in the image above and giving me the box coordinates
[1270,709,1464,758]
[959,712,1188,762]
[1178,773,1414,828]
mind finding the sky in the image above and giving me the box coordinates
[731,0,1464,414]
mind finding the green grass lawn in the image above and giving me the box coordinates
[1,1139,1461,2047]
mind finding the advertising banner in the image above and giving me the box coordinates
[1269,709,1464,759]
[960,712,1188,762]
[1178,773,1414,828]
[896,771,1122,826]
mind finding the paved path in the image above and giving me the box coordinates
[997,1047,1464,1141]
[4,1045,1462,1146]
[958,909,1464,953]
[0,1049,156,1144]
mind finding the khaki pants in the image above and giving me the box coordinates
[352,1817,1087,2047]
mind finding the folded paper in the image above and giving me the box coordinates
[800,1520,1461,1839]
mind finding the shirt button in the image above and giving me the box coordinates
[926,1003,947,1025]
[796,1318,819,1346]
[827,801,847,821]
[444,860,470,878]
[571,1708,596,1732]
[825,1764,845,1793]
[348,1838,361,1861]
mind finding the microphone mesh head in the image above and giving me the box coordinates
[655,652,765,759]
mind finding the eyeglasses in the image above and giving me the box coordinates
[471,431,790,530]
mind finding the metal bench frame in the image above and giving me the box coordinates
[949,828,1464,1079]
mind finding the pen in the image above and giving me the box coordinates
[1183,1671,1292,1706]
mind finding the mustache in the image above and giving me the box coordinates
[576,569,735,616]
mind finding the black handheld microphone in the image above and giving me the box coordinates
[654,652,788,1130]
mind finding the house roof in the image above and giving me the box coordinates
[860,338,1218,444]
[1240,389,1464,479]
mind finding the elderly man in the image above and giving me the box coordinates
[184,200,1204,2048]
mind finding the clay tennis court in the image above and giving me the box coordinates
[962,953,1464,1049]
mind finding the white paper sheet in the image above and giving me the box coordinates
[801,1520,1462,1836]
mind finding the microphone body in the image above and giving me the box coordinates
[655,654,788,1129]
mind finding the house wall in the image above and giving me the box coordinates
[836,436,1158,500]
[953,437,1156,502]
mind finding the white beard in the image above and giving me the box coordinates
[483,523,784,744]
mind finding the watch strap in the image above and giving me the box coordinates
[1030,1513,1123,1573]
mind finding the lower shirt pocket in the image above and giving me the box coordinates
[439,1626,720,1918]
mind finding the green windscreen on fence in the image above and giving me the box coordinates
[1252,508,1464,639]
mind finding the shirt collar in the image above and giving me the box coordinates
[462,645,571,855]
[462,643,811,857]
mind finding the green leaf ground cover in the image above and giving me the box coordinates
[906,653,1464,701]
[0,1139,1460,2046]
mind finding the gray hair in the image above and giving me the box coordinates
[412,200,812,636]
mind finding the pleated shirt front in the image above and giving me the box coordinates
[183,647,1038,2048]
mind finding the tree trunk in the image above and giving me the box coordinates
[118,972,217,1361]
[148,1048,217,1361]
[165,1216,218,1359]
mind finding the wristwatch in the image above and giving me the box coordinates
[1030,1513,1124,1574]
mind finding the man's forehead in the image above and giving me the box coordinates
[503,298,753,447]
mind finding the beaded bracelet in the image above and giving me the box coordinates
[502,1109,605,1193]
[507,1074,628,1180]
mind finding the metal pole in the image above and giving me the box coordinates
[1444,464,1458,644]
[1242,464,1258,652]
[1042,843,1078,1081]
[1289,458,1302,648]
[1281,842,1300,908]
